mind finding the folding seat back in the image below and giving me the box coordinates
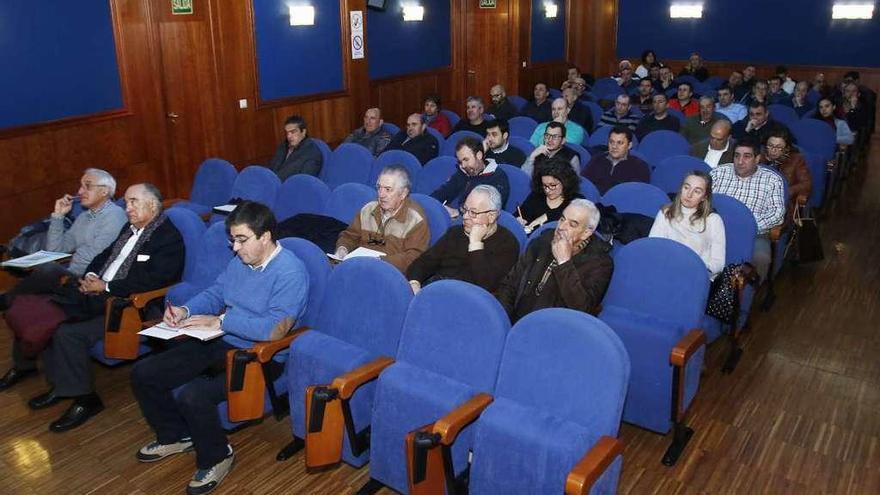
[320,143,375,189]
[411,193,451,247]
[497,211,527,254]
[768,104,798,127]
[585,101,603,132]
[312,138,332,168]
[324,182,376,224]
[286,258,412,465]
[652,155,711,194]
[704,76,724,90]
[367,281,510,493]
[548,88,562,99]
[174,158,237,216]
[587,125,612,150]
[638,130,690,167]
[470,309,630,495]
[508,135,535,156]
[674,75,700,87]
[667,108,686,125]
[507,95,527,112]
[209,165,281,223]
[499,164,530,212]
[441,130,483,157]
[566,142,592,171]
[508,116,538,138]
[383,122,400,136]
[166,221,234,305]
[601,182,669,217]
[425,126,445,143]
[579,177,601,202]
[440,110,461,127]
[592,78,621,95]
[790,119,836,162]
[370,150,422,186]
[599,238,709,464]
[274,174,331,222]
[802,151,827,208]
[414,156,458,195]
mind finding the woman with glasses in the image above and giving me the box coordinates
[649,170,725,278]
[515,157,582,234]
[763,128,812,215]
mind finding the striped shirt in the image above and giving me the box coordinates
[598,109,640,131]
[710,164,786,234]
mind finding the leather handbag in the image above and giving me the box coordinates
[788,207,824,264]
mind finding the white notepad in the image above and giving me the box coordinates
[139,321,225,341]
[212,204,237,214]
[1,250,71,268]
[326,246,385,262]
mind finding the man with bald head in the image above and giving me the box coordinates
[529,97,586,147]
[487,84,519,122]
[680,96,728,145]
[563,87,594,132]
[386,113,439,165]
[26,183,185,432]
[344,107,393,156]
[691,120,735,168]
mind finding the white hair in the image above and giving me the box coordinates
[568,198,600,231]
[469,185,502,211]
[83,168,116,197]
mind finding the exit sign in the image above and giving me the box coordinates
[480,0,497,8]
[172,0,193,15]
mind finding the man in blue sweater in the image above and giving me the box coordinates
[130,201,309,495]
[430,136,510,218]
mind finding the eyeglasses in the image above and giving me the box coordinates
[543,133,563,141]
[765,144,786,151]
[227,234,254,247]
[542,182,561,191]
[459,207,496,218]
[80,183,107,191]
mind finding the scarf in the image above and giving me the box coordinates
[98,213,167,281]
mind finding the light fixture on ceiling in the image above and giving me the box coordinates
[289,4,315,26]
[544,2,558,19]
[670,3,703,19]
[832,2,874,19]
[402,3,424,22]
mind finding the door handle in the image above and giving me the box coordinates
[166,112,180,119]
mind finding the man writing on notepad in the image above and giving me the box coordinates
[333,165,430,273]
[131,201,308,495]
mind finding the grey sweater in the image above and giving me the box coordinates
[46,200,128,275]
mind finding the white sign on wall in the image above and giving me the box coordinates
[350,11,365,60]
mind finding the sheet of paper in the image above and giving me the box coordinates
[139,321,224,341]
[212,204,237,214]
[1,250,71,268]
[138,324,180,340]
[346,247,384,259]
[326,252,344,262]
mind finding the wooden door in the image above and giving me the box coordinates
[462,0,519,100]
[152,0,224,198]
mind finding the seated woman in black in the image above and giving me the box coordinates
[515,157,583,234]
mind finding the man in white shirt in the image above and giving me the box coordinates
[690,120,735,168]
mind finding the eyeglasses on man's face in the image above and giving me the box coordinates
[227,234,254,247]
[544,133,563,141]
[459,207,496,218]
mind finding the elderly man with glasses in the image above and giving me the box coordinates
[407,185,518,294]
[335,164,430,273]
[496,199,613,322]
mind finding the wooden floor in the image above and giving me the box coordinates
[1,140,878,495]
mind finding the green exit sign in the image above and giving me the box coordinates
[171,0,193,15]
[480,0,497,8]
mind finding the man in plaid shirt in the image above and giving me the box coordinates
[710,136,786,280]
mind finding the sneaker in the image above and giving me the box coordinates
[186,445,234,495]
[136,438,194,462]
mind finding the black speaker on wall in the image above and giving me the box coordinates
[367,0,386,11]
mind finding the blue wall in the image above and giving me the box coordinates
[0,1,123,129]
[253,0,344,100]
[617,0,880,68]
[531,0,566,63]
[367,0,451,79]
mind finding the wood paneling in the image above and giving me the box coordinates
[568,0,619,78]
[369,70,454,129]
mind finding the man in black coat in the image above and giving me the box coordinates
[386,113,440,165]
[487,84,519,122]
[267,115,323,180]
[27,183,185,433]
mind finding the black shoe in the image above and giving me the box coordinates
[28,388,63,410]
[0,293,11,312]
[49,395,104,433]
[0,367,36,391]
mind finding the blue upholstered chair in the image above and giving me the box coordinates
[369,149,422,186]
[638,130,690,168]
[508,116,538,138]
[213,237,332,431]
[587,125,612,151]
[209,165,281,224]
[601,182,669,217]
[361,280,510,494]
[165,221,234,306]
[768,104,799,128]
[279,258,412,465]
[425,126,445,144]
[440,110,461,128]
[592,78,622,96]
[667,108,686,125]
[704,76,724,90]
[320,143,375,189]
[599,238,709,466]
[312,138,333,171]
[651,155,711,194]
[441,130,484,157]
[166,158,238,217]
[274,174,331,222]
[508,135,536,156]
[566,142,592,172]
[323,183,375,224]
[383,122,401,136]
[499,164,530,213]
[466,309,630,495]
[411,193,451,247]
[497,211,527,254]
[414,156,458,195]
[90,207,208,365]
[802,150,828,209]
[790,119,836,162]
[507,95,528,112]
[579,177,602,203]
[585,101,603,132]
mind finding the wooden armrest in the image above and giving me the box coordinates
[251,326,309,363]
[162,198,185,209]
[670,329,706,367]
[331,356,395,400]
[565,436,625,495]
[130,286,169,309]
[769,226,782,242]
[432,393,494,446]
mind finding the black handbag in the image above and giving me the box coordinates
[705,264,742,324]
[788,207,824,264]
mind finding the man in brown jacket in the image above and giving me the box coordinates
[334,165,430,273]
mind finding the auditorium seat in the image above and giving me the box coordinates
[319,143,375,189]
[466,309,629,495]
[499,163,530,213]
[369,149,422,186]
[585,101,604,132]
[165,158,238,217]
[209,166,281,224]
[508,135,536,156]
[281,258,412,466]
[601,182,669,217]
[566,142,592,172]
[579,177,602,203]
[507,95,528,112]
[383,122,400,136]
[440,109,461,128]
[508,116,538,138]
[323,183,375,224]
[414,156,458,195]
[497,210,527,254]
[768,104,799,128]
[312,138,333,169]
[411,193,451,247]
[165,221,234,306]
[667,108,687,125]
[790,119,836,162]
[441,130,484,157]
[638,130,690,167]
[425,126,445,144]
[599,237,709,466]
[274,174,331,222]
[651,155,711,194]
[363,280,510,494]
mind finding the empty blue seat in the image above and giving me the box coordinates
[508,116,538,138]
[579,177,601,202]
[652,155,711,194]
[323,183,375,224]
[320,143,375,189]
[566,142,592,172]
[414,156,458,195]
[638,130,690,168]
[274,174,331,222]
[170,158,238,217]
[312,138,333,170]
[507,95,528,112]
[768,104,799,128]
[585,101,604,132]
[667,108,687,125]
[790,119,836,162]
[411,193,451,247]
[601,182,669,217]
[383,122,400,136]
[440,109,461,127]
[508,135,536,156]
[441,130,484,157]
[166,221,234,306]
[369,149,422,186]
[587,125,612,150]
[499,164,530,213]
[209,166,282,224]
[497,210,527,254]
[425,126,445,144]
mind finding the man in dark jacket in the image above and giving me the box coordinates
[487,84,519,122]
[27,183,185,433]
[386,113,439,165]
[431,137,510,216]
[495,199,613,322]
[267,115,323,180]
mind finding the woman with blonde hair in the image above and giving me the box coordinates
[649,170,726,278]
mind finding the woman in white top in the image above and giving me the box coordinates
[635,49,657,80]
[649,170,726,278]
